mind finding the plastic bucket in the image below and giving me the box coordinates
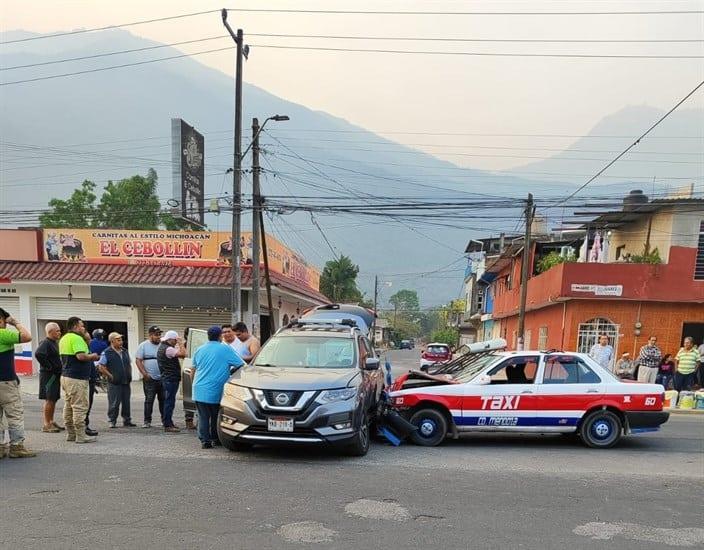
[678,391,695,410]
[695,391,704,410]
[663,390,678,409]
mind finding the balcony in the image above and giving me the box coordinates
[492,246,703,318]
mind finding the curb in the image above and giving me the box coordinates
[666,408,704,415]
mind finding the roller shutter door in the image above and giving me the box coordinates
[143,307,232,339]
[0,296,20,316]
[36,298,131,322]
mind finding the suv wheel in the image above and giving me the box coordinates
[345,413,370,457]
[409,408,447,447]
[579,410,622,449]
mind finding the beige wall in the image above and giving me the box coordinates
[0,229,40,261]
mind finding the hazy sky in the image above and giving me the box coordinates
[2,0,703,170]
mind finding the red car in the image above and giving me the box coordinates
[420,343,452,371]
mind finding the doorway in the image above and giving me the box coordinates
[682,323,704,348]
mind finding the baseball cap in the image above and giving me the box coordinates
[161,330,179,342]
[108,332,123,342]
[207,325,222,341]
[148,325,162,334]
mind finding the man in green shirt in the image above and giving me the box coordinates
[674,337,700,393]
[59,316,99,444]
[0,307,36,459]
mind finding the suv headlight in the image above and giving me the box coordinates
[316,388,357,404]
[223,383,251,401]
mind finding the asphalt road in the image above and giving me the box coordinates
[2,349,703,550]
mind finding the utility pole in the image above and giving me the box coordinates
[251,118,261,339]
[222,9,245,324]
[517,193,534,351]
[371,275,379,344]
[259,208,275,337]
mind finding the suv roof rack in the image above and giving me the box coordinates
[286,318,359,329]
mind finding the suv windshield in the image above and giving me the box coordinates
[253,335,357,369]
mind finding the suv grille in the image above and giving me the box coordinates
[263,390,304,408]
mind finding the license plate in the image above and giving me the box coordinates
[267,417,294,432]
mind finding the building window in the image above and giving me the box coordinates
[538,326,548,349]
[616,245,626,261]
[695,221,704,280]
[476,288,485,313]
[577,318,619,362]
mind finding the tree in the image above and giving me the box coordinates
[388,289,419,313]
[39,169,194,230]
[319,255,364,303]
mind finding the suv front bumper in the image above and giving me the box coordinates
[217,392,361,447]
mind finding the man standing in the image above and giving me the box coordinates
[0,307,35,458]
[674,337,700,393]
[221,324,238,351]
[59,317,99,444]
[35,322,64,433]
[232,322,260,364]
[637,335,662,384]
[157,330,186,433]
[98,332,135,428]
[192,326,244,448]
[86,329,108,436]
[136,325,164,428]
[588,334,614,371]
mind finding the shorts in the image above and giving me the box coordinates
[39,371,61,402]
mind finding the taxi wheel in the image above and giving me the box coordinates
[579,410,622,449]
[409,408,447,447]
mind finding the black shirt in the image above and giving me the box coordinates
[35,338,62,375]
[157,342,181,382]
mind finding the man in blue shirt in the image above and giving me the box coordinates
[192,326,244,449]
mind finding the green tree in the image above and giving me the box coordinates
[319,255,364,303]
[39,180,100,228]
[430,327,459,347]
[39,169,195,230]
[388,289,419,313]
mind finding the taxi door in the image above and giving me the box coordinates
[463,355,539,430]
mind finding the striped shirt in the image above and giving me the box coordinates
[676,348,700,375]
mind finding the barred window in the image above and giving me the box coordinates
[695,221,704,280]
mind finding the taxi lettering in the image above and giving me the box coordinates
[480,396,521,410]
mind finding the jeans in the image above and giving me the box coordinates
[162,378,180,428]
[143,378,164,424]
[85,379,96,427]
[107,383,132,424]
[195,401,220,444]
[673,372,696,393]
[656,373,673,390]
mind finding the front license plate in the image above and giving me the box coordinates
[267,417,294,432]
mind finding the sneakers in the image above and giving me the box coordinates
[201,441,213,449]
[85,427,99,436]
[9,443,37,458]
[66,432,76,442]
[0,444,8,459]
[109,422,117,429]
[42,424,61,433]
[142,422,151,429]
[164,426,181,433]
[52,422,66,431]
[185,419,196,430]
[123,422,137,428]
[75,435,97,444]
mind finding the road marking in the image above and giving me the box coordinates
[574,522,704,547]
[277,521,336,544]
[345,498,410,522]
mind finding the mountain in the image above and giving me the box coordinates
[1,30,698,305]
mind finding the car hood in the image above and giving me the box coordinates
[231,365,359,391]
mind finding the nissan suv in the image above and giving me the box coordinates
[216,316,383,456]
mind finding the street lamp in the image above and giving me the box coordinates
[251,114,289,339]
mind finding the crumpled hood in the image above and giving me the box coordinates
[231,365,359,391]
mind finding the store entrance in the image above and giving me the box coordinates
[682,323,704,349]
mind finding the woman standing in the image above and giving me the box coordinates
[656,353,675,390]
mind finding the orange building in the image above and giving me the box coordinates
[480,192,704,364]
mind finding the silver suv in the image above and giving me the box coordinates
[216,316,383,456]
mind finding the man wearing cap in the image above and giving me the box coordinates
[157,330,186,433]
[135,326,165,428]
[191,326,244,448]
[98,332,135,428]
[614,352,636,380]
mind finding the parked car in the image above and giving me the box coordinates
[211,315,384,456]
[420,342,452,370]
[389,351,669,449]
[400,340,413,350]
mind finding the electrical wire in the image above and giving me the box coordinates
[224,8,702,16]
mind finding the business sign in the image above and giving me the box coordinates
[171,118,205,227]
[571,284,623,297]
[42,229,320,291]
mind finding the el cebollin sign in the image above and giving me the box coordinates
[42,229,320,291]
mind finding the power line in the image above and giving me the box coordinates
[557,79,704,204]
[0,10,219,44]
[225,8,702,16]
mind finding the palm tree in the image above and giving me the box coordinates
[320,255,363,303]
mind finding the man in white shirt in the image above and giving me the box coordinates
[589,334,614,371]
[232,322,260,364]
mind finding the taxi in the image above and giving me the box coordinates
[388,348,669,449]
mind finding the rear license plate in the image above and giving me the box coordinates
[267,417,294,432]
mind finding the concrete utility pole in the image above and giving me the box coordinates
[251,117,261,339]
[371,275,379,343]
[222,9,245,324]
[517,193,534,351]
[259,209,275,337]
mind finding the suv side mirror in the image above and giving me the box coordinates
[364,357,381,371]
